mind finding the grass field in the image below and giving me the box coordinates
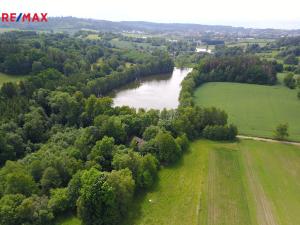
[110,38,153,49]
[55,215,81,225]
[124,139,300,225]
[0,72,27,86]
[226,38,274,49]
[194,82,300,141]
[123,140,209,225]
[85,34,101,40]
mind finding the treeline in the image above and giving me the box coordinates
[86,51,174,96]
[271,36,300,73]
[0,31,108,75]
[283,73,300,100]
[276,36,300,47]
[180,55,278,107]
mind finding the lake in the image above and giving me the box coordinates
[112,67,192,110]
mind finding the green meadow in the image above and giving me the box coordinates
[194,82,300,141]
[123,140,300,225]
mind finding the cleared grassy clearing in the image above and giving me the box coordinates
[85,34,101,40]
[55,215,81,225]
[194,82,300,141]
[110,38,153,49]
[0,72,27,86]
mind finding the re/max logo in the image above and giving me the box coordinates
[1,13,48,22]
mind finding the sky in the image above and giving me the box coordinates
[1,0,300,29]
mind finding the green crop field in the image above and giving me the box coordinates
[194,82,300,141]
[0,72,27,86]
[123,140,300,225]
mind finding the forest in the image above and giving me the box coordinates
[179,55,280,107]
[0,31,236,225]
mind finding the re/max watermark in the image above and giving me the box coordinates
[0,13,48,22]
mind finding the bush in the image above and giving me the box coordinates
[274,123,289,140]
[283,73,296,89]
[155,132,181,164]
[175,134,190,152]
[203,124,238,140]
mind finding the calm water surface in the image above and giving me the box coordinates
[112,68,192,110]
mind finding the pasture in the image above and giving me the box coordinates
[124,139,300,225]
[194,82,300,141]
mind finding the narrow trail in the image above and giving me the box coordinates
[237,135,300,147]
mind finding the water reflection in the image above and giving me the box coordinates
[112,68,192,110]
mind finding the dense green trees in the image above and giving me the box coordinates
[77,168,117,225]
[283,73,296,89]
[195,56,277,85]
[0,31,240,225]
[180,55,278,107]
[23,107,49,143]
[112,150,158,189]
[106,169,135,218]
[274,123,289,140]
[154,132,181,164]
[41,167,62,193]
[4,172,37,196]
[1,98,233,225]
[284,54,299,65]
[48,188,70,215]
[88,136,115,171]
[0,194,26,225]
[203,124,238,140]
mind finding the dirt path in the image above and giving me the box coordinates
[237,135,300,147]
[242,150,278,225]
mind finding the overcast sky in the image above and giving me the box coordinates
[1,0,300,29]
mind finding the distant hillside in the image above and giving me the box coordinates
[1,16,300,37]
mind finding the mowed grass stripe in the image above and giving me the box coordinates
[241,147,279,225]
[194,82,300,141]
[240,141,300,225]
[204,144,252,225]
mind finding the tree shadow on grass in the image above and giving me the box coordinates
[121,151,187,225]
